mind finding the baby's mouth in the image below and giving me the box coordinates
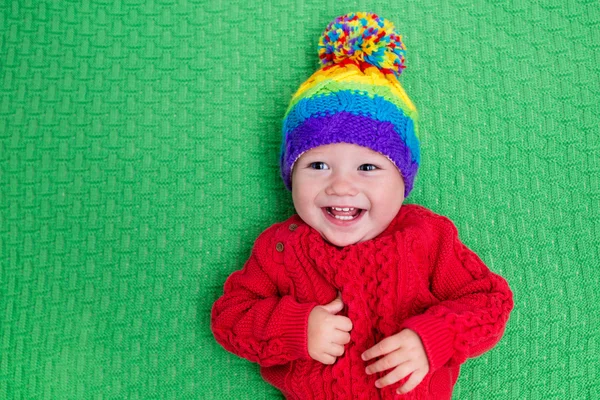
[324,206,364,221]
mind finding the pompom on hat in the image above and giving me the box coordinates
[280,12,420,197]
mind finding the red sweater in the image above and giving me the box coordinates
[212,205,513,399]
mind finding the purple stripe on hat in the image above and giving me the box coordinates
[280,112,418,197]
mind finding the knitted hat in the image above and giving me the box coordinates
[280,12,420,197]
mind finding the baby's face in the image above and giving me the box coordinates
[291,143,405,247]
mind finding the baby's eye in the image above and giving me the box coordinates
[358,164,378,171]
[309,162,329,170]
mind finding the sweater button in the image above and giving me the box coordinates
[289,224,298,231]
[276,242,284,252]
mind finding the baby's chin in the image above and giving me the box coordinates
[320,231,375,248]
[322,236,356,248]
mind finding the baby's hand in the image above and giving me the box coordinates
[307,295,353,365]
[362,329,429,395]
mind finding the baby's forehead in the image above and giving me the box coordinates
[304,143,383,157]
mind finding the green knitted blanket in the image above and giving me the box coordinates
[1,1,598,398]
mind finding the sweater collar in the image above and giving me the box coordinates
[290,206,410,290]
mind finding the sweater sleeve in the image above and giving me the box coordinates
[211,227,317,367]
[400,216,514,373]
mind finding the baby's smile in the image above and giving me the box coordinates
[322,206,366,228]
[323,206,364,221]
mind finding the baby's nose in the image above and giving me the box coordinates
[325,175,359,196]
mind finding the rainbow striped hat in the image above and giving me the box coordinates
[280,12,420,197]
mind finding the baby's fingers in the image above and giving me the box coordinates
[332,330,351,345]
[396,368,427,394]
[326,343,346,357]
[365,350,408,375]
[319,353,337,365]
[374,362,415,388]
[361,335,401,361]
[335,315,353,332]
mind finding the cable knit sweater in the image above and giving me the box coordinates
[211,204,513,399]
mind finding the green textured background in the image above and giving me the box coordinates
[1,0,599,399]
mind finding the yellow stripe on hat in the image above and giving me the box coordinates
[289,64,417,115]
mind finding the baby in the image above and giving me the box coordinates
[212,12,513,399]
